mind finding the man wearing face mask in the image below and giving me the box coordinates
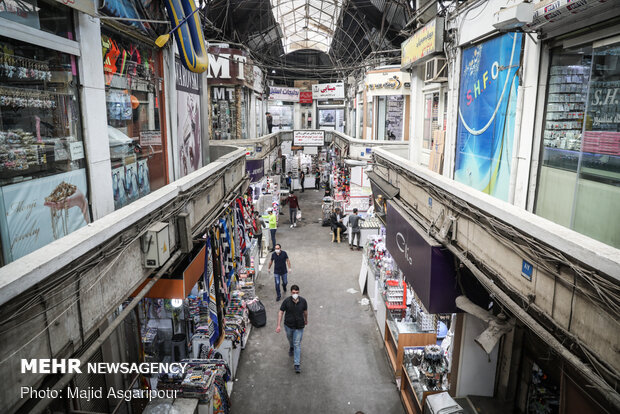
[276,285,307,373]
[267,244,291,301]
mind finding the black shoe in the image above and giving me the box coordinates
[283,284,287,292]
[294,365,301,373]
[276,296,281,301]
[289,347,294,356]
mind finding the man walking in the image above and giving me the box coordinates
[276,285,307,373]
[314,170,320,190]
[348,208,365,250]
[268,244,291,301]
[288,192,300,228]
[262,208,278,251]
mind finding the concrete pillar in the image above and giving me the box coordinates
[77,14,114,220]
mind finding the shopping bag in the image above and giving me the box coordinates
[296,210,302,219]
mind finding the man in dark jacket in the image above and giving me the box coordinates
[330,207,347,242]
[276,285,308,373]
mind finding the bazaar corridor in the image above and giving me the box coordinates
[231,189,404,414]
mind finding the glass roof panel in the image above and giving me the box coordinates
[271,0,344,54]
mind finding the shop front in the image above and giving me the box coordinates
[208,46,258,140]
[364,69,411,141]
[532,15,620,249]
[313,82,345,132]
[0,2,90,264]
[401,18,446,167]
[134,196,261,413]
[102,27,168,209]
[355,191,462,413]
[267,86,299,132]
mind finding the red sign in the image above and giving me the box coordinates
[300,91,313,104]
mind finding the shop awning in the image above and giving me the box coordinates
[131,245,206,299]
[367,171,399,223]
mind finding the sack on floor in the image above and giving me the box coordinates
[247,299,267,327]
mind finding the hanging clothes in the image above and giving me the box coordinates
[204,236,219,346]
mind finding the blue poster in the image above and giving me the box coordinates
[0,169,90,263]
[455,33,523,201]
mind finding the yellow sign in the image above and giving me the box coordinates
[401,18,443,69]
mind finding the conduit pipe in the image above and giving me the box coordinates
[30,250,183,414]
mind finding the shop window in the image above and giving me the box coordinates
[0,36,88,264]
[536,37,620,248]
[423,92,439,149]
[269,102,293,132]
[0,0,75,39]
[386,95,404,141]
[211,86,236,140]
[102,29,166,210]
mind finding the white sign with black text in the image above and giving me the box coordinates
[312,82,345,99]
[293,130,325,146]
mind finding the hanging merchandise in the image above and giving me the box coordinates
[204,237,220,345]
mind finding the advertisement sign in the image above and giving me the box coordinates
[455,33,523,201]
[312,82,345,99]
[137,158,151,197]
[268,86,300,102]
[365,71,410,96]
[293,130,325,146]
[299,91,313,104]
[252,65,263,93]
[401,18,444,70]
[0,169,90,263]
[176,58,202,177]
[245,159,265,183]
[526,0,614,30]
[386,201,459,313]
[207,46,249,86]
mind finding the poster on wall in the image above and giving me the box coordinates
[319,109,336,126]
[293,130,325,146]
[112,165,128,210]
[455,33,523,201]
[386,96,404,141]
[137,158,151,197]
[0,169,90,263]
[176,58,202,176]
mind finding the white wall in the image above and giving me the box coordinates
[456,314,500,397]
[77,14,114,220]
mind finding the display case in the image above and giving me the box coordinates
[399,345,452,414]
[384,308,436,377]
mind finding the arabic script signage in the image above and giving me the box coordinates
[312,83,345,99]
[293,130,325,146]
[299,91,313,104]
[269,86,300,102]
[401,18,444,70]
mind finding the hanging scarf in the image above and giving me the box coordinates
[235,198,249,254]
[211,228,226,341]
[204,237,219,346]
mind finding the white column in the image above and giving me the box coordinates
[77,14,113,220]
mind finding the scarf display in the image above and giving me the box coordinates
[204,237,219,346]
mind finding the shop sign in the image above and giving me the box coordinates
[386,201,459,313]
[246,159,264,183]
[312,83,345,99]
[299,91,313,104]
[176,58,200,94]
[294,80,319,89]
[268,86,300,102]
[55,0,97,16]
[207,47,248,85]
[364,71,411,96]
[293,130,325,146]
[455,33,523,201]
[401,18,444,70]
[252,65,264,93]
[0,169,89,263]
[140,130,162,146]
[521,260,533,282]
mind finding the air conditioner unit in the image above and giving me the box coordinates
[425,57,447,83]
